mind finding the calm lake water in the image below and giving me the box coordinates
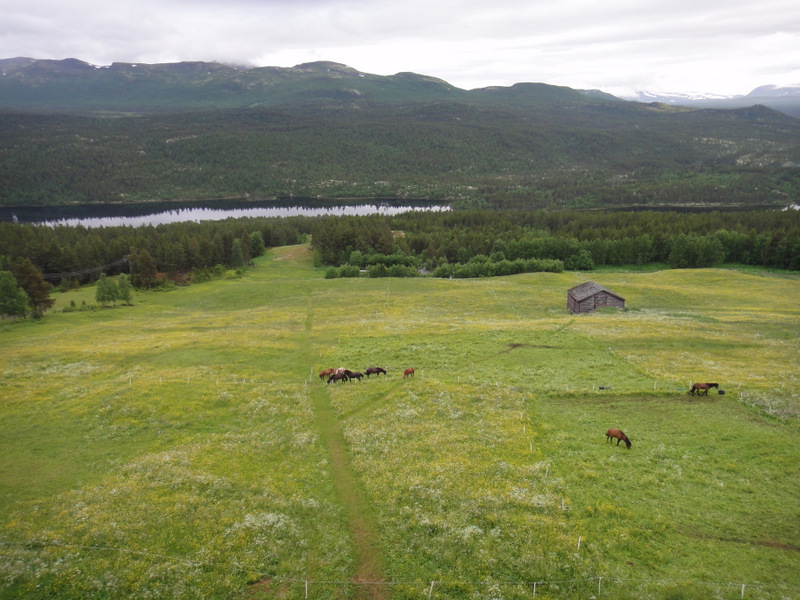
[2,199,450,228]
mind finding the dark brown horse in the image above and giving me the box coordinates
[606,428,632,449]
[327,372,349,384]
[365,367,387,377]
[690,382,719,396]
[347,371,364,381]
[403,367,415,379]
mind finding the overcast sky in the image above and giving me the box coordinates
[3,0,800,97]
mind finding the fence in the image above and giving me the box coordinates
[2,540,795,599]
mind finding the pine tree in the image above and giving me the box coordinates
[13,259,54,319]
[131,249,157,288]
[249,231,266,258]
[0,271,29,318]
[230,239,245,268]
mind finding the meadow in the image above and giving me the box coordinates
[1,244,798,600]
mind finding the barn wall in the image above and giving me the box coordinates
[567,295,579,313]
[568,292,625,313]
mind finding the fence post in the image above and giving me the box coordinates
[428,580,435,598]
[598,576,602,595]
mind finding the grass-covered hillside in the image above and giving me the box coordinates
[1,246,798,599]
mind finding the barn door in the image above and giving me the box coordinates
[594,293,608,308]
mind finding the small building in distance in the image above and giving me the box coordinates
[567,281,625,314]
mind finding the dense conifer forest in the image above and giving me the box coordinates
[2,105,799,209]
[1,209,798,294]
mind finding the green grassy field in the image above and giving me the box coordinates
[1,245,798,600]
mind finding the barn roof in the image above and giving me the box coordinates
[567,281,624,301]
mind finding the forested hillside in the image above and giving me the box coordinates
[1,59,799,210]
[1,103,799,209]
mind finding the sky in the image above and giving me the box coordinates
[3,0,800,97]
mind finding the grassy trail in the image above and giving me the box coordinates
[304,291,387,599]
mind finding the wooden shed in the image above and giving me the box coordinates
[567,281,625,314]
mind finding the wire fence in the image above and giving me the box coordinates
[1,540,795,599]
[41,257,129,280]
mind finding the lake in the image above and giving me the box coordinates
[1,199,451,228]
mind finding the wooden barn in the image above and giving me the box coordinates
[567,281,625,314]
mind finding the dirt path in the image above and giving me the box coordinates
[305,296,386,600]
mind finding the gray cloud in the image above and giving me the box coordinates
[2,0,799,95]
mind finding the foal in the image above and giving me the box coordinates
[606,428,632,449]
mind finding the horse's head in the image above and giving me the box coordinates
[624,438,632,449]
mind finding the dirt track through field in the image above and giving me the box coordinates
[305,295,386,600]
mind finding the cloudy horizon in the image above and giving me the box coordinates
[3,0,800,98]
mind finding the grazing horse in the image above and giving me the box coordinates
[403,367,415,379]
[327,372,349,384]
[690,382,719,396]
[365,367,387,377]
[319,368,335,380]
[348,371,364,381]
[606,428,632,449]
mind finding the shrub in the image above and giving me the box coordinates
[339,265,361,278]
[367,264,388,278]
[386,264,419,277]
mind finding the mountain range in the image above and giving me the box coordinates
[1,57,799,117]
[624,85,800,118]
[1,57,799,209]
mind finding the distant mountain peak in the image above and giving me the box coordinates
[622,85,800,118]
[747,84,800,97]
[626,90,732,103]
[292,61,357,73]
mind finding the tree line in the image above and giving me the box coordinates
[0,217,310,284]
[311,208,800,273]
[2,208,798,319]
[0,217,310,318]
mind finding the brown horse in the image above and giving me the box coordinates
[403,367,415,379]
[319,368,335,380]
[327,372,348,384]
[365,367,387,377]
[606,428,632,449]
[690,382,719,396]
